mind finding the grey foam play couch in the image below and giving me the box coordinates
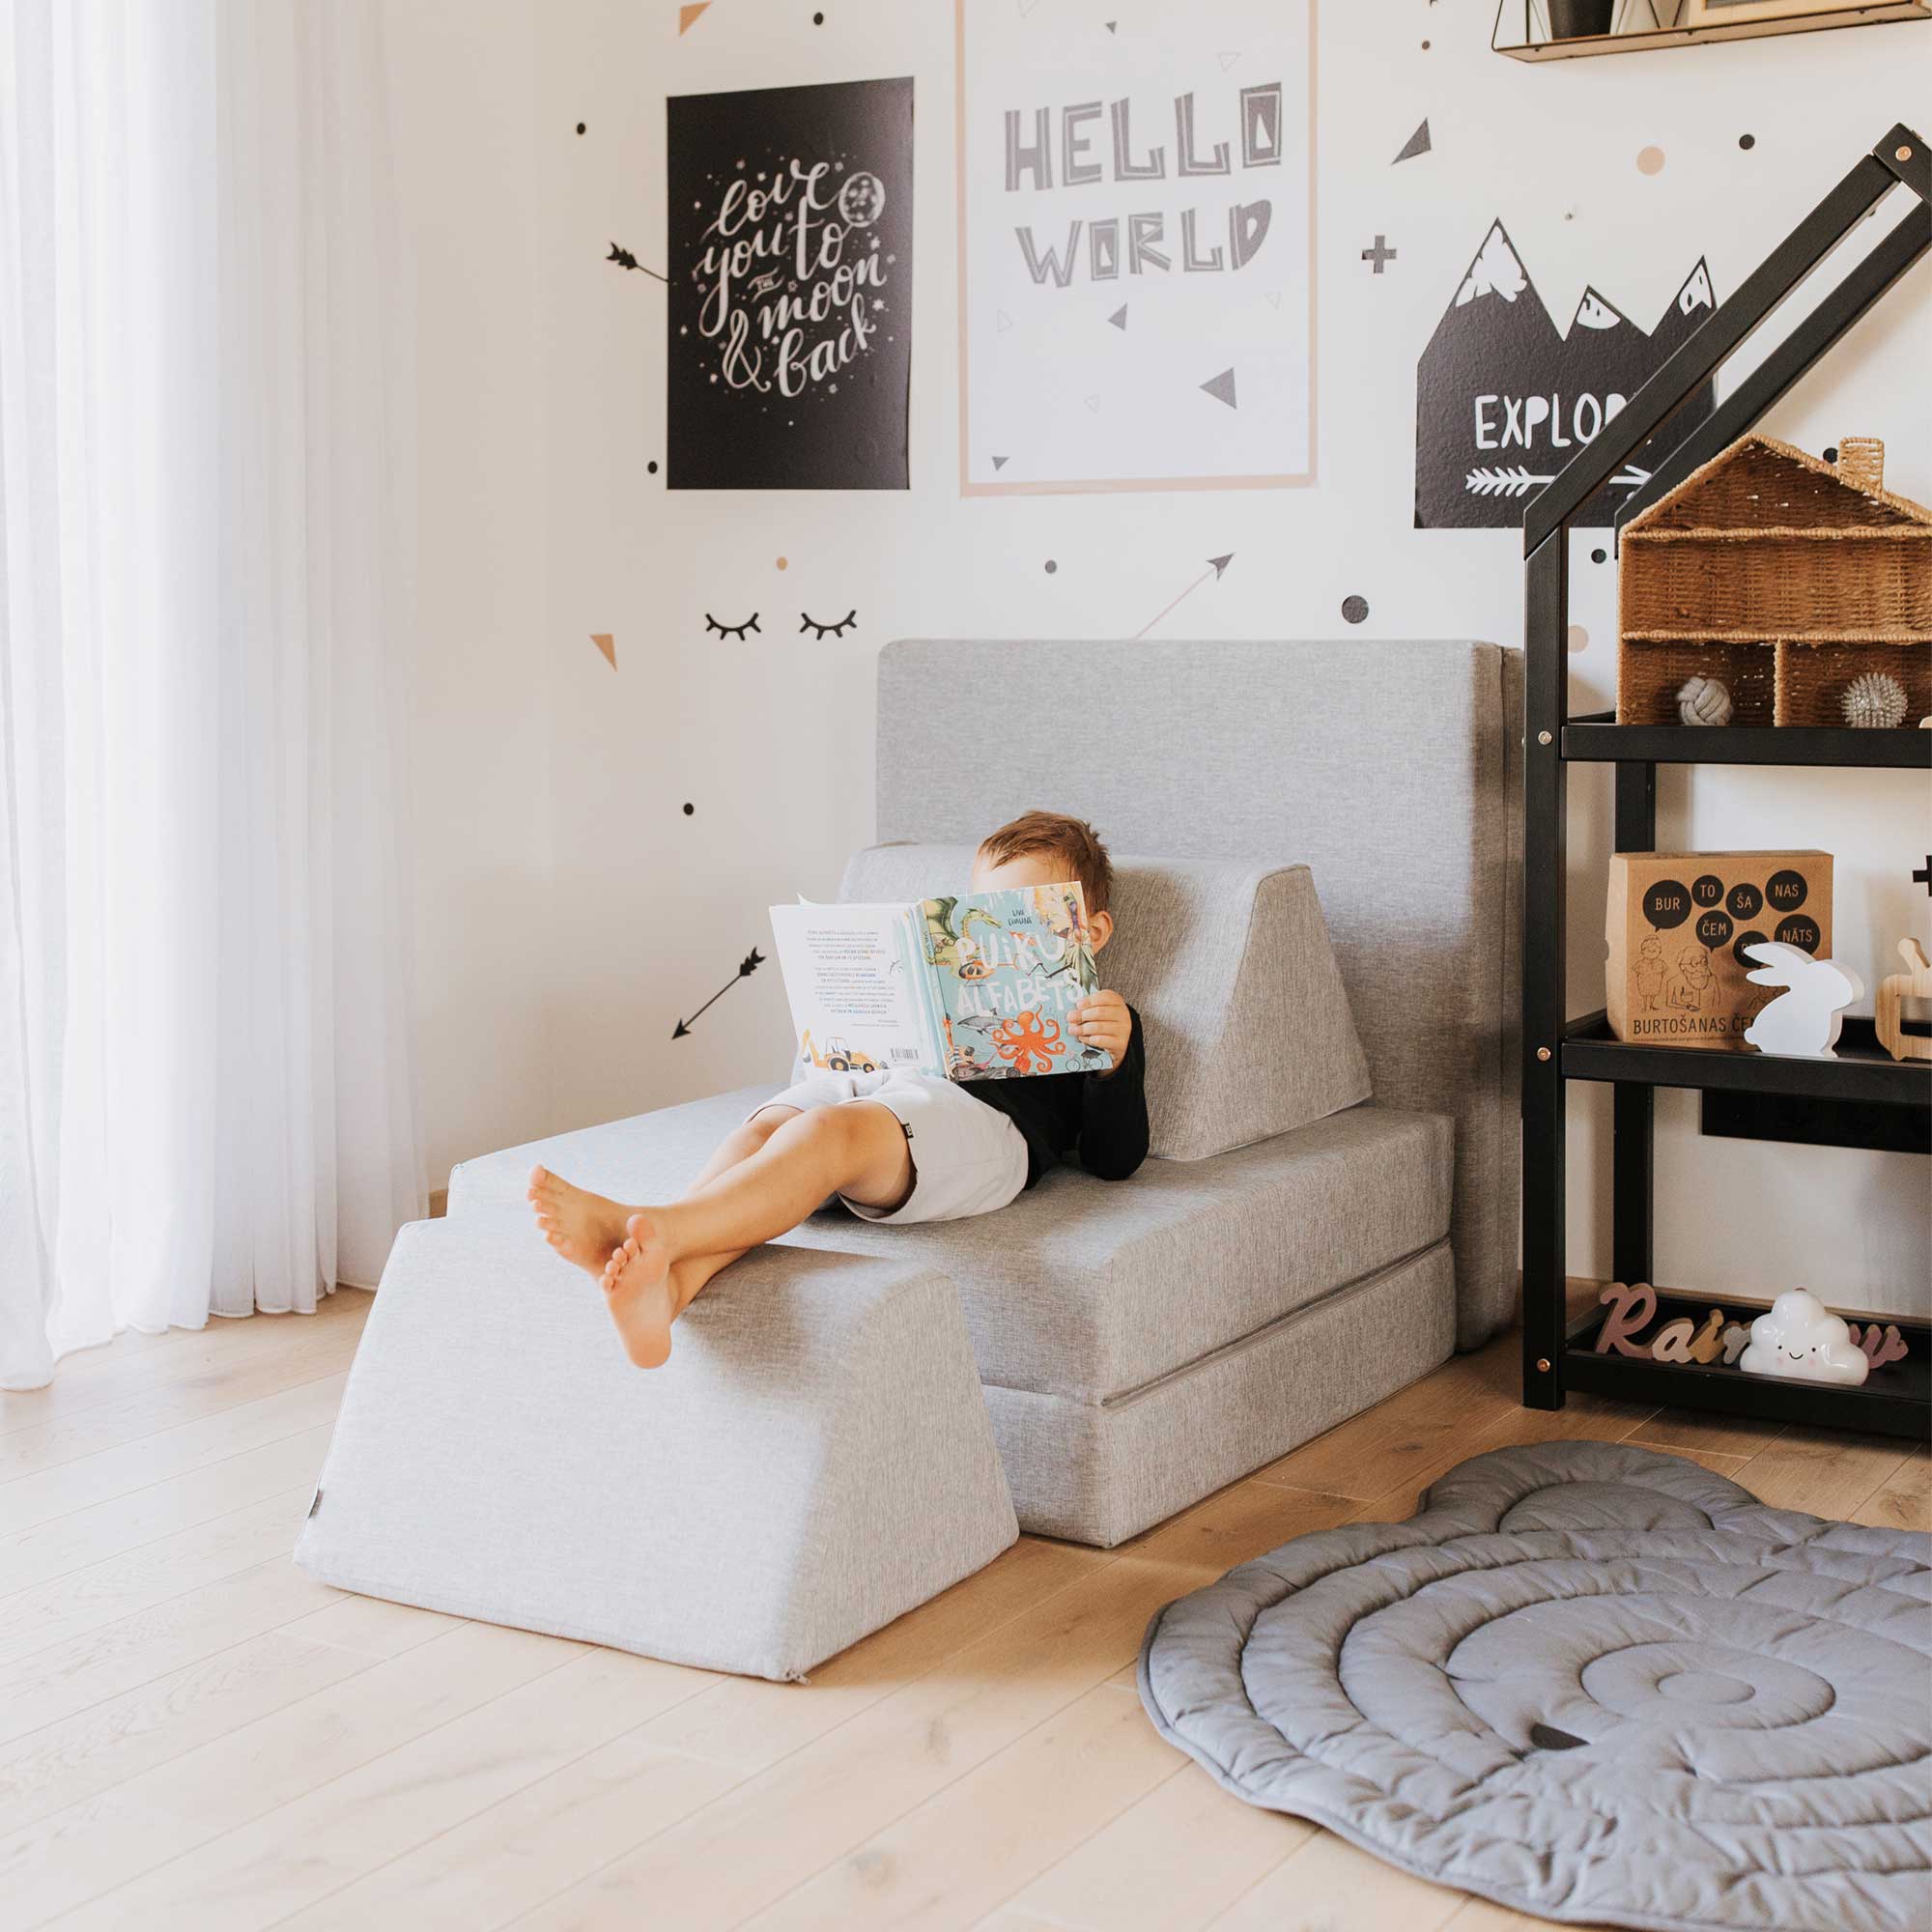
[300,639,1520,1670]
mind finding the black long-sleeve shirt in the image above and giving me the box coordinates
[961,1005,1149,1187]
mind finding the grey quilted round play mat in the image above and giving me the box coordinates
[1138,1440,1931,1932]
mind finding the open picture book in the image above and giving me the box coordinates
[768,882,1112,1082]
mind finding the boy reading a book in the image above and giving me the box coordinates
[527,811,1149,1368]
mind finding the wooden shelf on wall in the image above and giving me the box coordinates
[1495,2,1930,62]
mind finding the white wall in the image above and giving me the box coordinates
[400,0,1931,1314]
[384,0,555,1186]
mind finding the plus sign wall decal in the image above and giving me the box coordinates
[1362,235,1397,273]
[1915,855,1930,895]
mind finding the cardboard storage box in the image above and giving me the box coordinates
[1607,850,1833,1050]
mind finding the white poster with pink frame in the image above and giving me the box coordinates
[956,0,1317,497]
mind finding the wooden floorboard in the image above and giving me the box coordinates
[0,1285,1911,1931]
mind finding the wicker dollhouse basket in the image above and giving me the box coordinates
[1616,435,1932,727]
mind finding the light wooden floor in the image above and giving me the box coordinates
[4,1290,1924,1932]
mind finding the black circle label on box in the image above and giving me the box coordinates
[1775,914,1822,953]
[1726,882,1763,921]
[1732,928,1769,969]
[1643,880,1692,930]
[1694,910,1734,949]
[1691,874,1724,908]
[1766,868,1808,913]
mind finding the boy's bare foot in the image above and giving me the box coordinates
[527,1166,632,1277]
[600,1213,679,1369]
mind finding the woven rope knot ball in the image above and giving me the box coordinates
[1677,674,1734,726]
[1841,670,1908,729]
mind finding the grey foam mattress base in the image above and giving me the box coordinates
[1138,1440,1931,1932]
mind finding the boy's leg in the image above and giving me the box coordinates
[660,1103,802,1308]
[527,1106,799,1276]
[598,1102,913,1368]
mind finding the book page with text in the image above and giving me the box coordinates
[768,903,944,1077]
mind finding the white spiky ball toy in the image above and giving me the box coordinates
[1677,674,1733,727]
[1841,671,1908,729]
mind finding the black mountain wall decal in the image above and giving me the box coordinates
[1415,221,1718,529]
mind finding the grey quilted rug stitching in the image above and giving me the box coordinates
[1137,1440,1931,1932]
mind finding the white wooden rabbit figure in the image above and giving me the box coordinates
[1742,942,1863,1058]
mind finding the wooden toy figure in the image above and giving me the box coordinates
[1741,943,1862,1059]
[1874,938,1932,1064]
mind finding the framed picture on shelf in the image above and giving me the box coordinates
[1685,0,1890,24]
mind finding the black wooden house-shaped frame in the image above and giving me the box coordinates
[1520,121,1932,1438]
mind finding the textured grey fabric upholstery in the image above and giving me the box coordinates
[449,1085,1455,1544]
[455,1085,1448,1405]
[838,846,1373,1160]
[297,1218,1017,1681]
[1140,1440,1932,1932]
[987,1243,1454,1546]
[412,639,1507,1564]
[875,639,1521,1350]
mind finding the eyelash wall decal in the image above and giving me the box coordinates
[704,613,761,640]
[799,610,858,639]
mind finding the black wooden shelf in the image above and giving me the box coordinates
[1563,713,1932,769]
[1519,121,1932,1443]
[1562,1011,1929,1105]
[1565,1291,1929,1440]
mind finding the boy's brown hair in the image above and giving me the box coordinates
[978,810,1116,915]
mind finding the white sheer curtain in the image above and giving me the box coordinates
[0,0,424,1389]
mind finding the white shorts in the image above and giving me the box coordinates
[750,1069,1029,1225]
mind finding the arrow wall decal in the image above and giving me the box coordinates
[1135,554,1235,639]
[672,948,765,1039]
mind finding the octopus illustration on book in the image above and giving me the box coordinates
[990,1009,1066,1076]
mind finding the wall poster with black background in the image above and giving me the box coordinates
[668,77,914,491]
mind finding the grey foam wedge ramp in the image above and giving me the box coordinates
[298,1219,1018,1681]
[1139,1440,1932,1932]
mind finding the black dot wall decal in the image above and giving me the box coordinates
[813,9,825,20]
[1739,133,1755,150]
[1824,446,1839,465]
[1342,595,1368,625]
[683,803,695,816]
[648,460,660,474]
[1591,548,1607,564]
[576,122,585,135]
[1044,559,1058,574]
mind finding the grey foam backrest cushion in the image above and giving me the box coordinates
[838,844,1372,1160]
[871,639,1521,1352]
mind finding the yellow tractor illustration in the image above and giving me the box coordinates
[801,1029,880,1074]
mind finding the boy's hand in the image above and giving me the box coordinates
[1070,990,1132,1068]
